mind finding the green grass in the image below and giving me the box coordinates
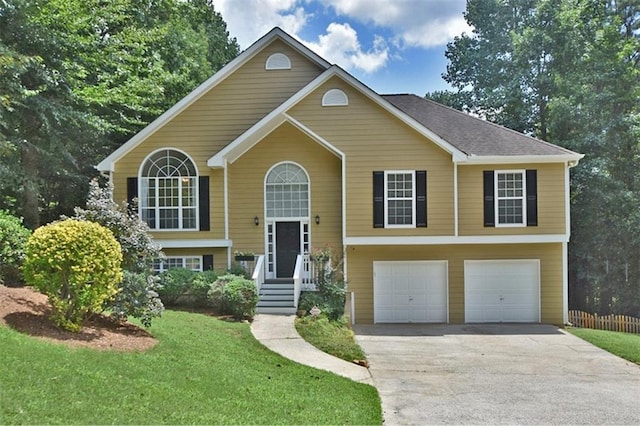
[295,316,367,363]
[0,310,381,425]
[567,327,640,364]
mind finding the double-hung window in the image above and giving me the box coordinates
[373,170,427,228]
[495,170,525,226]
[483,169,537,227]
[385,171,415,227]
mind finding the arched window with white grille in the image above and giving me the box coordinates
[265,162,309,218]
[139,149,198,230]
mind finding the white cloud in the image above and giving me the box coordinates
[210,0,470,74]
[319,0,471,48]
[211,0,309,48]
[303,23,388,73]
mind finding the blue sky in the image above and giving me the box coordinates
[211,0,471,96]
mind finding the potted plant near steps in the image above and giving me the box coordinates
[234,250,255,261]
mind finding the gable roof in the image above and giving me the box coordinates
[383,94,582,164]
[208,65,468,167]
[97,27,330,172]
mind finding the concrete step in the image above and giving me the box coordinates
[256,306,297,315]
[259,288,294,296]
[257,300,296,307]
[259,294,294,302]
[264,278,294,284]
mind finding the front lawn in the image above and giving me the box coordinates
[0,310,381,424]
[567,327,640,365]
[295,315,366,363]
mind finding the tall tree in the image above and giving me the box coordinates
[435,0,640,315]
[0,0,239,227]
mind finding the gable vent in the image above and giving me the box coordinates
[265,53,291,70]
[322,89,349,106]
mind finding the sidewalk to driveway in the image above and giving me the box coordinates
[250,314,373,385]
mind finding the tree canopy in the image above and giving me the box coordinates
[0,0,239,228]
[431,0,640,315]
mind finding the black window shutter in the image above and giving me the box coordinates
[199,176,210,231]
[415,170,427,227]
[483,171,495,227]
[126,177,138,210]
[202,254,214,271]
[373,171,385,228]
[526,169,538,226]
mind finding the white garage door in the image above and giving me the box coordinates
[465,260,540,323]
[374,261,448,323]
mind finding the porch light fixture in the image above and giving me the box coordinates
[254,216,259,226]
[315,214,320,225]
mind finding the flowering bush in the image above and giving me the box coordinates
[23,219,123,332]
[111,272,164,328]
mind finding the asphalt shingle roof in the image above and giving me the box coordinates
[383,94,578,157]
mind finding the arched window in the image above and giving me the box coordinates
[265,162,309,218]
[140,149,198,230]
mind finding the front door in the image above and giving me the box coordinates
[275,221,300,278]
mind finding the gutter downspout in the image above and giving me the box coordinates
[224,159,231,269]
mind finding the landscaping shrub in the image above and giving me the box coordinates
[223,277,258,320]
[208,274,258,320]
[110,271,164,327]
[157,268,196,306]
[0,210,31,285]
[307,246,346,321]
[191,270,218,307]
[71,179,162,273]
[227,262,251,279]
[23,219,123,332]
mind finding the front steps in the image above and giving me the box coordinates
[256,279,296,315]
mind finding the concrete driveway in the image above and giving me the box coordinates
[354,324,640,425]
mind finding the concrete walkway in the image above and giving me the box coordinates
[250,314,373,385]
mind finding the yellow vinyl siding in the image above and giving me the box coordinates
[458,163,566,235]
[111,39,325,240]
[347,243,563,325]
[228,122,342,256]
[161,247,228,272]
[289,77,455,236]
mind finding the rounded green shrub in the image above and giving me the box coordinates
[222,276,258,320]
[0,210,31,285]
[157,267,196,306]
[23,219,123,332]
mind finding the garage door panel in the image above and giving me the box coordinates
[374,261,448,323]
[465,260,540,323]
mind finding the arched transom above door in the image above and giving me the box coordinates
[265,162,309,218]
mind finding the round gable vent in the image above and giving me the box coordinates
[322,89,349,106]
[265,53,291,70]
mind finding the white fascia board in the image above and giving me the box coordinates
[284,114,345,159]
[343,234,569,246]
[156,239,233,249]
[96,27,330,173]
[459,153,584,166]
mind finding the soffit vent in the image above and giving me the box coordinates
[265,53,291,70]
[322,89,349,106]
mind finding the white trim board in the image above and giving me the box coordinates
[155,239,232,249]
[344,234,569,246]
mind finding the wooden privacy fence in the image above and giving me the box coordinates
[568,310,640,334]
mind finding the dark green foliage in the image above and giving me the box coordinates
[222,277,258,320]
[110,271,164,327]
[227,262,251,279]
[437,0,640,316]
[190,270,218,307]
[0,210,30,285]
[0,0,239,227]
[157,268,196,306]
[295,315,366,363]
[208,274,258,320]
